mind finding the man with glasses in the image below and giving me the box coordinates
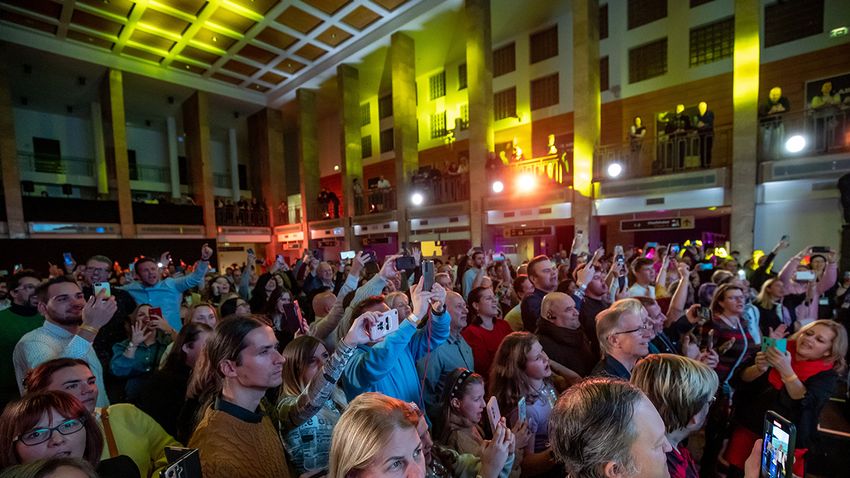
[0,270,42,406]
[591,298,652,380]
[13,276,117,407]
[82,255,137,402]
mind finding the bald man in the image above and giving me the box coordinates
[538,292,596,377]
[416,290,475,420]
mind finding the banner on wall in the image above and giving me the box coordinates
[805,72,850,108]
[621,216,695,232]
[503,226,553,238]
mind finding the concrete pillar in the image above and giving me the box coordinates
[90,102,108,196]
[228,128,239,202]
[99,69,135,237]
[572,0,601,247]
[0,60,26,238]
[390,32,418,245]
[730,0,760,257]
[465,0,495,248]
[248,108,286,259]
[166,116,180,199]
[182,91,216,238]
[298,89,320,250]
[338,64,362,249]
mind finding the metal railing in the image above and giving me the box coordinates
[132,165,169,183]
[758,108,850,161]
[355,187,397,215]
[511,152,572,185]
[215,204,270,226]
[213,173,231,188]
[18,151,95,176]
[411,173,470,204]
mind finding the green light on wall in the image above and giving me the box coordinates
[830,27,848,38]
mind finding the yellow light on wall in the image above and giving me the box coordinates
[732,29,759,108]
[573,137,594,196]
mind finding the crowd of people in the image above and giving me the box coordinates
[0,236,846,478]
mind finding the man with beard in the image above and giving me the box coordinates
[0,270,42,406]
[13,276,117,407]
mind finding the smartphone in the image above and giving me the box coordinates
[279,303,302,334]
[810,246,829,253]
[616,254,625,267]
[93,282,111,298]
[700,328,715,351]
[247,248,255,255]
[129,262,135,273]
[13,264,22,273]
[761,411,796,478]
[697,263,714,271]
[364,250,378,263]
[368,308,400,341]
[493,253,505,262]
[422,260,435,292]
[698,306,712,323]
[395,256,417,271]
[149,307,163,320]
[645,242,659,250]
[761,337,787,354]
[340,250,356,261]
[517,396,527,423]
[670,244,681,255]
[162,447,202,478]
[794,270,815,282]
[486,396,501,434]
[737,270,747,281]
[63,252,73,267]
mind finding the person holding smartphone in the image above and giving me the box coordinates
[725,320,847,477]
[777,247,837,323]
[109,304,174,400]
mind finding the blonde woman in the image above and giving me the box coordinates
[752,278,791,338]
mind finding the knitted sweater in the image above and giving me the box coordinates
[189,399,291,478]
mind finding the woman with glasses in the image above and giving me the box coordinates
[0,390,139,477]
[591,298,653,380]
[462,287,514,379]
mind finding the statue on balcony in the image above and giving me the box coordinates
[696,101,714,168]
[511,137,524,162]
[547,134,558,155]
[629,116,647,165]
[760,87,790,160]
[664,104,692,169]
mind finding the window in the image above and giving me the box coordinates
[600,56,609,91]
[429,71,446,100]
[600,4,609,40]
[378,94,392,119]
[430,111,447,139]
[361,135,372,158]
[530,73,559,110]
[627,0,667,30]
[458,63,467,90]
[177,156,188,185]
[128,149,138,180]
[628,38,667,83]
[459,104,469,130]
[530,25,558,64]
[493,43,515,77]
[765,0,823,48]
[690,17,733,67]
[32,137,61,173]
[238,164,247,190]
[690,0,714,6]
[494,87,517,121]
[360,103,370,126]
[380,128,393,153]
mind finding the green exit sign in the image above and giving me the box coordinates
[830,27,848,38]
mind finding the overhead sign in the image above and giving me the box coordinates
[620,216,695,232]
[317,239,338,248]
[504,226,553,237]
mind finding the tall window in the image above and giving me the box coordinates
[627,0,667,30]
[530,25,558,64]
[379,129,394,153]
[629,38,667,83]
[458,63,467,90]
[459,104,469,130]
[494,87,517,121]
[600,56,609,91]
[690,17,734,67]
[765,0,824,47]
[493,43,515,77]
[530,73,559,110]
[360,103,370,126]
[378,94,392,119]
[429,71,446,100]
[430,111,447,139]
[361,136,372,158]
[600,4,609,39]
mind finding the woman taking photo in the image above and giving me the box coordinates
[725,320,847,477]
[263,287,303,349]
[753,278,791,337]
[249,272,278,313]
[110,304,173,400]
[462,287,514,378]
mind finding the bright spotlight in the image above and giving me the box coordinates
[492,180,504,193]
[516,173,536,193]
[785,135,806,153]
[411,192,424,206]
[607,162,623,178]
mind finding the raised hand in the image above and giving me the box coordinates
[350,251,368,278]
[82,291,117,330]
[344,311,379,347]
[379,254,401,281]
[200,243,214,261]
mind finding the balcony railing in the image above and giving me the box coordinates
[758,108,850,161]
[411,173,470,204]
[18,152,94,176]
[511,152,572,185]
[132,165,169,183]
[594,126,732,180]
[215,203,270,227]
[355,187,397,215]
[213,173,230,188]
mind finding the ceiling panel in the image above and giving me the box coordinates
[67,29,115,51]
[193,27,238,50]
[71,9,124,36]
[294,42,328,61]
[181,45,221,64]
[139,9,190,36]
[122,46,164,64]
[238,43,278,63]
[76,0,136,20]
[211,72,244,85]
[255,26,297,50]
[208,7,256,34]
[303,0,352,15]
[171,60,206,75]
[0,10,58,35]
[223,59,260,76]
[276,58,306,74]
[315,25,352,47]
[341,5,381,30]
[372,0,410,12]
[276,6,322,34]
[260,71,286,84]
[155,0,208,17]
[3,0,62,20]
[130,29,176,52]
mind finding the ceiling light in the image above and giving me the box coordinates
[212,35,218,42]
[491,180,504,193]
[785,135,806,153]
[411,192,424,206]
[516,173,536,193]
[607,162,623,178]
[334,165,340,171]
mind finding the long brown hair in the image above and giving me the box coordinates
[280,336,346,407]
[489,332,546,411]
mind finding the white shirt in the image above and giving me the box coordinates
[628,283,656,300]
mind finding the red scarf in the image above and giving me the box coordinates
[767,340,833,390]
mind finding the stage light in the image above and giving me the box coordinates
[516,173,536,193]
[785,135,806,153]
[607,162,623,178]
[411,192,424,206]
[492,180,504,193]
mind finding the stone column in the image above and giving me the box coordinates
[99,69,135,237]
[90,102,108,196]
[391,32,418,245]
[166,116,180,199]
[248,108,286,259]
[182,91,216,238]
[465,0,495,247]
[298,89,320,250]
[572,0,601,246]
[730,0,760,257]
[338,64,362,249]
[228,128,240,202]
[0,60,25,238]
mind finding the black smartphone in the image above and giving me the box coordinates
[162,447,202,478]
[761,411,796,478]
[422,260,435,291]
[395,256,417,271]
[810,246,829,253]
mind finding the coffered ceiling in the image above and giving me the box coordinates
[0,0,439,106]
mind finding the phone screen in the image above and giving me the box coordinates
[761,412,796,478]
[93,282,111,298]
[369,309,400,341]
[794,270,815,282]
[517,396,527,423]
[761,337,787,354]
[63,252,73,266]
[340,250,356,260]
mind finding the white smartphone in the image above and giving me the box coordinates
[486,396,501,434]
[368,308,399,341]
[795,270,816,282]
[93,282,111,298]
[517,396,527,423]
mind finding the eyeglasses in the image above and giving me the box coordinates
[14,417,86,446]
[612,323,652,336]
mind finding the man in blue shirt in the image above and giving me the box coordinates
[122,243,213,331]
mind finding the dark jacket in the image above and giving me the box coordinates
[590,355,631,380]
[537,320,596,377]
[520,288,547,332]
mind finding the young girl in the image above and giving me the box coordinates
[489,332,559,478]
[436,368,487,455]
